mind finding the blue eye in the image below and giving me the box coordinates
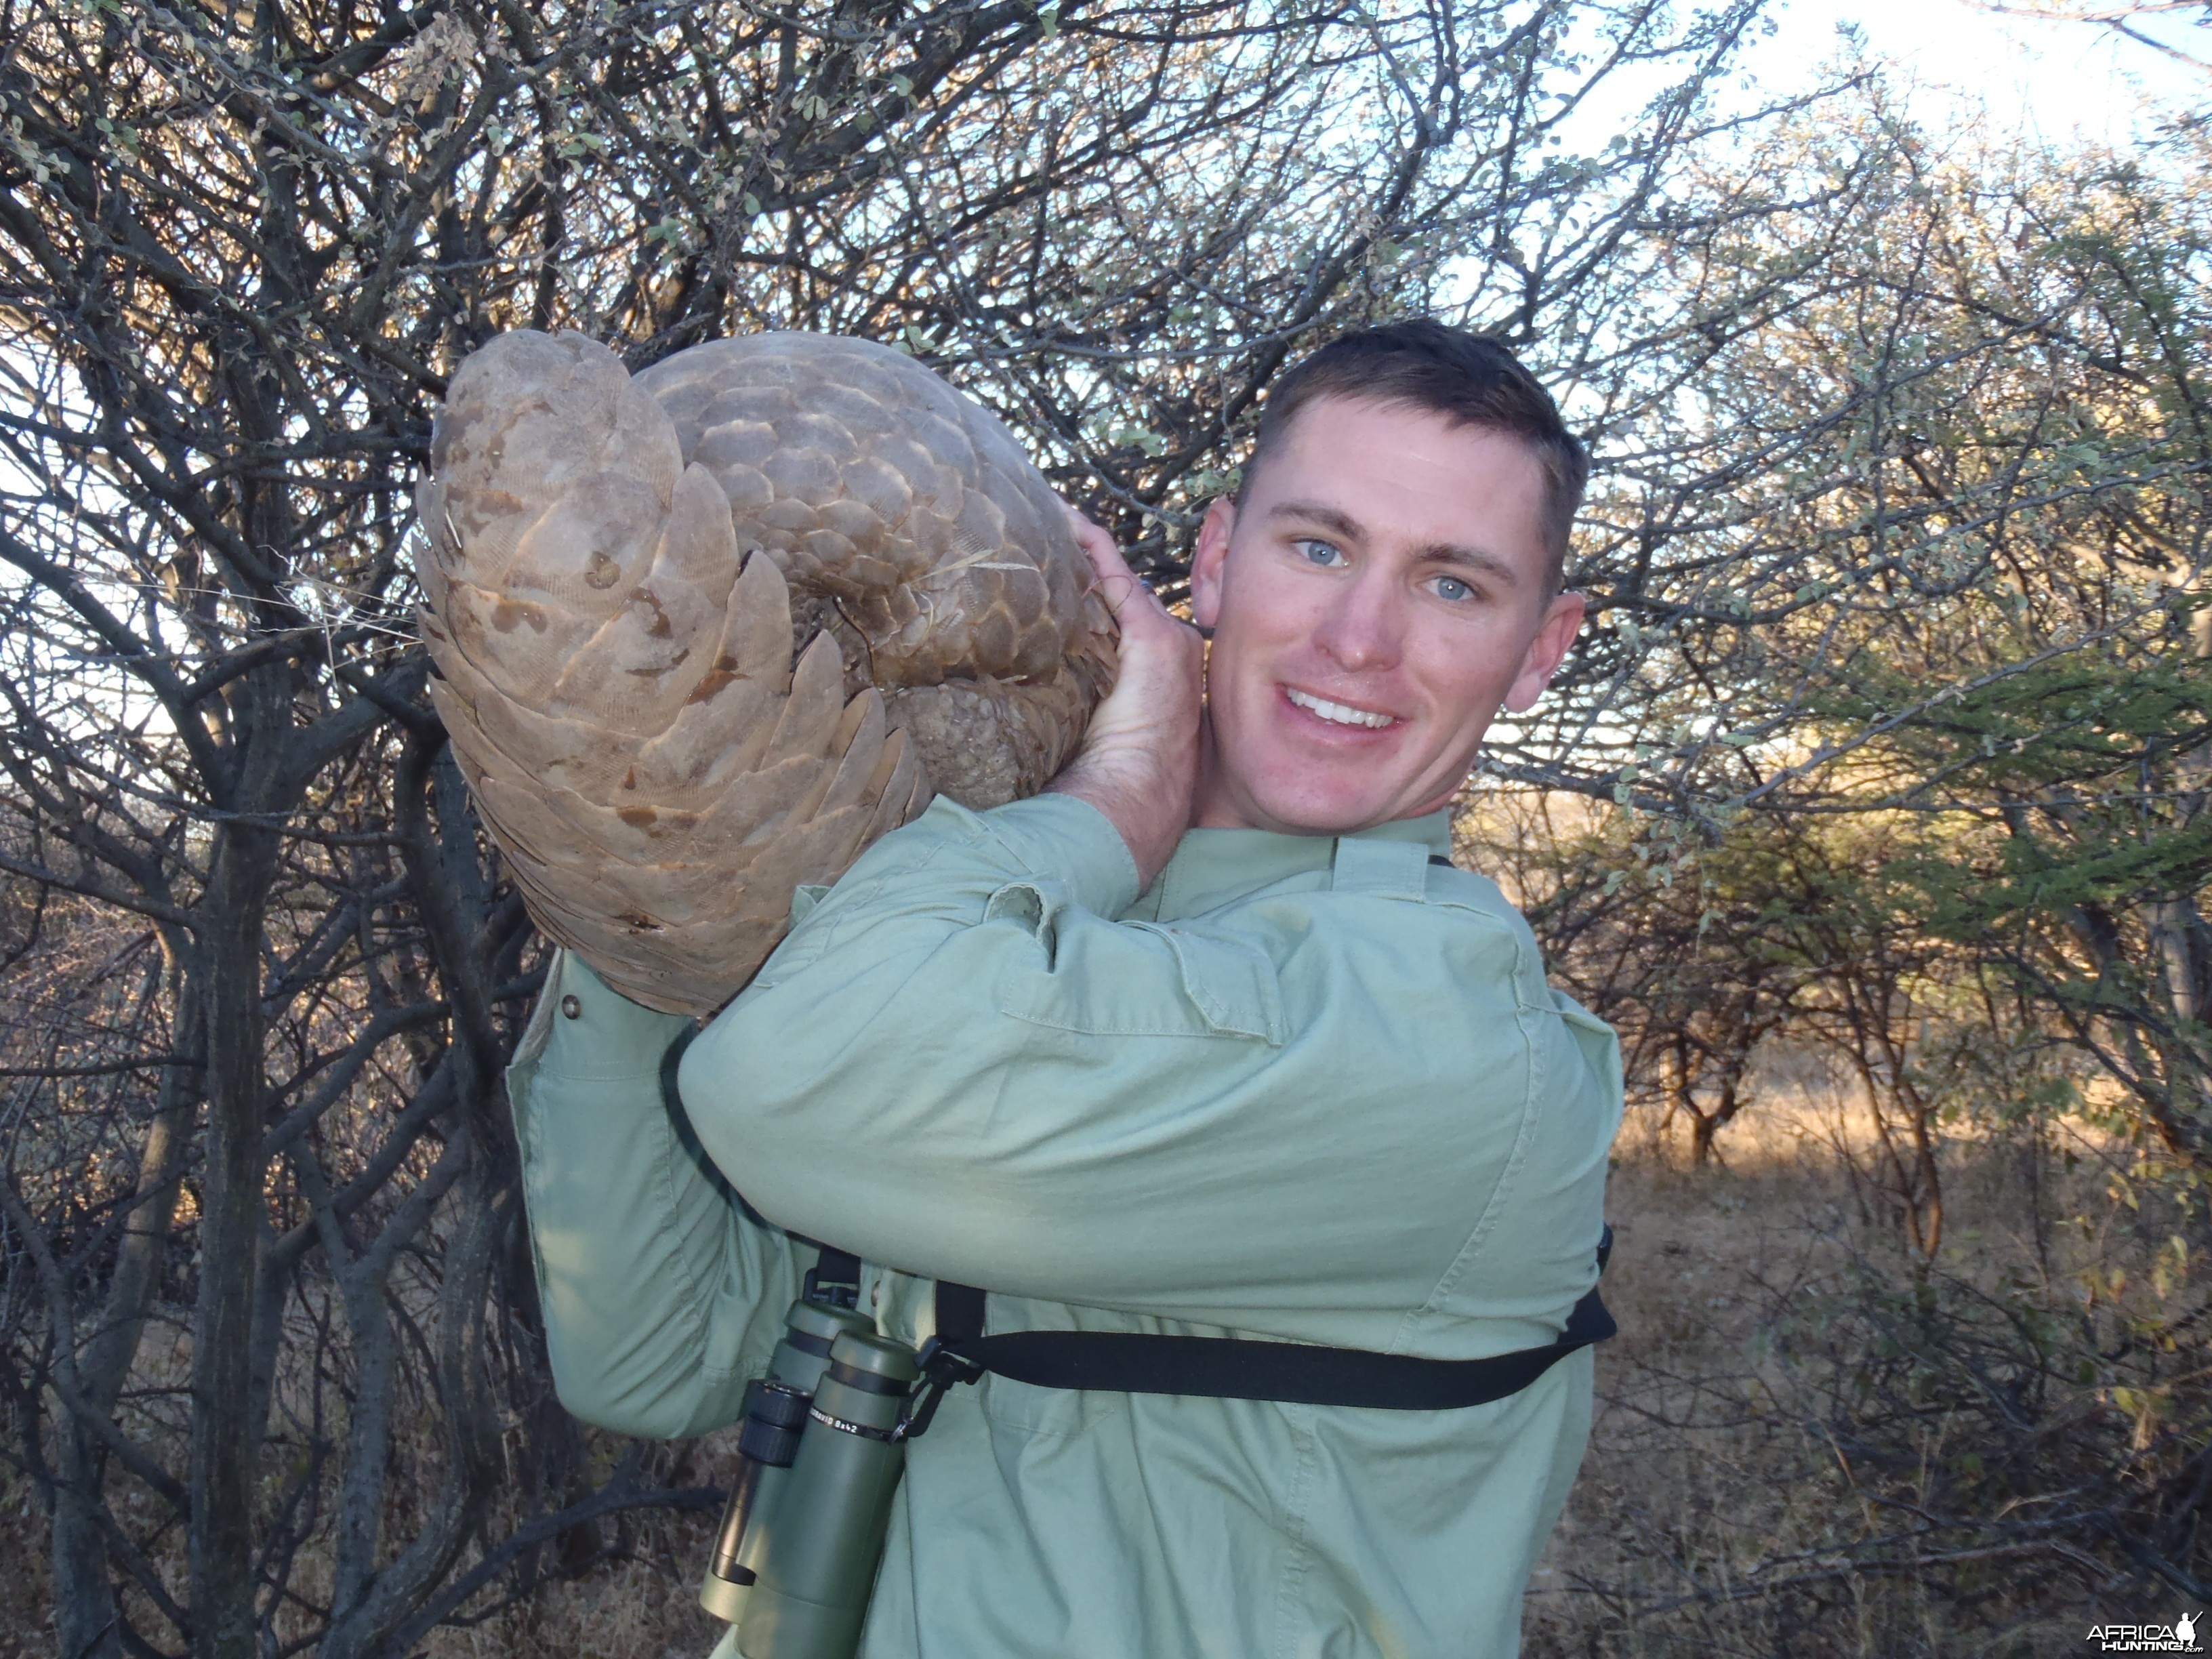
[1296,539,1345,567]
[1435,575,1475,602]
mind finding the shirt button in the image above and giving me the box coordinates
[560,995,582,1020]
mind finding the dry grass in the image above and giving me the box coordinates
[408,1420,738,1659]
[1525,1060,2204,1658]
[0,1420,736,1659]
[418,1530,729,1659]
[0,1492,55,1659]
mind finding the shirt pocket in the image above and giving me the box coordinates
[1550,989,1624,1106]
[989,888,1286,1044]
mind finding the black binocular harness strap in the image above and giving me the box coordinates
[923,1228,1614,1412]
[681,864,1617,1415]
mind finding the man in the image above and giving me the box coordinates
[508,320,1622,1657]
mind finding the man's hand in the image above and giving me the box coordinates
[1046,509,1205,888]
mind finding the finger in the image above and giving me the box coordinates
[1061,504,1160,620]
[1062,504,1132,584]
[1063,503,1118,560]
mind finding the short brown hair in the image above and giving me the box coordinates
[1237,321,1590,595]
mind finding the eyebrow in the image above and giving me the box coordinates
[1267,499,1521,589]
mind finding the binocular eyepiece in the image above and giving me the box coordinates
[699,1297,924,1659]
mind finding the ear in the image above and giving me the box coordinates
[1504,591,1585,712]
[1191,498,1236,630]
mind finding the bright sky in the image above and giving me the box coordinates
[1757,0,2203,147]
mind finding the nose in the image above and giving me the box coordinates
[1311,565,1404,674]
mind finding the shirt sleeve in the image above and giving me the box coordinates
[678,793,1613,1342]
[508,949,808,1437]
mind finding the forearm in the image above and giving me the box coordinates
[510,951,805,1437]
[676,795,1499,1330]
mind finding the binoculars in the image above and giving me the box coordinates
[699,1295,924,1659]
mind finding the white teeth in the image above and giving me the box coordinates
[1286,688,1393,729]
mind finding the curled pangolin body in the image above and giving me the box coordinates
[415,329,1115,1015]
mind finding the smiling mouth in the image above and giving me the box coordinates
[1284,687,1397,730]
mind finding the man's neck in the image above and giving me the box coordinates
[1187,720,1464,836]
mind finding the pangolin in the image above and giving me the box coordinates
[415,329,1116,1015]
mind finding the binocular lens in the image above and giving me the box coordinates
[739,1381,811,1467]
[735,1330,921,1659]
[701,1297,876,1628]
[707,1379,814,1590]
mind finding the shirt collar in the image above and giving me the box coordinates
[1135,809,1454,921]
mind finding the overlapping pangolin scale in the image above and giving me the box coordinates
[415,329,1116,1015]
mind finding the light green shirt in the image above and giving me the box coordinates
[509,792,1622,1658]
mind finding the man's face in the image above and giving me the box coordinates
[1188,396,1585,836]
